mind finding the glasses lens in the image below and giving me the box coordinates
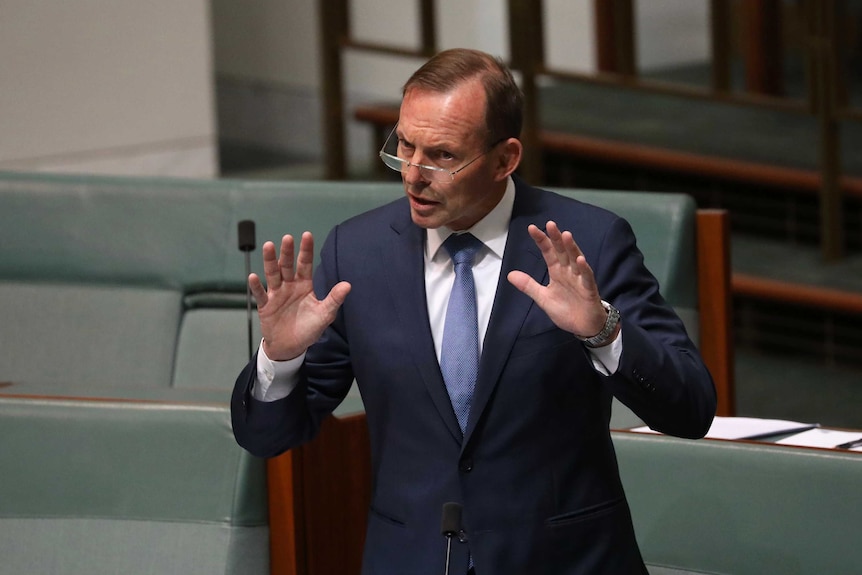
[378,152,453,183]
[379,152,404,173]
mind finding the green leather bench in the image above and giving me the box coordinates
[612,430,862,575]
[0,171,727,415]
[0,390,268,575]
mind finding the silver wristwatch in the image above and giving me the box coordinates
[579,300,621,348]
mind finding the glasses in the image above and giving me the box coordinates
[378,124,502,184]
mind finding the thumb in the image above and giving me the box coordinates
[321,281,352,317]
[507,270,540,301]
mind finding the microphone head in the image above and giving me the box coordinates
[238,220,256,252]
[440,502,462,537]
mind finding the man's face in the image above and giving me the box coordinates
[396,79,507,231]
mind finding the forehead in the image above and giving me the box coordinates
[398,80,487,147]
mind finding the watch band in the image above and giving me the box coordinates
[579,300,621,348]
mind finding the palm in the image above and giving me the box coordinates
[249,233,351,361]
[507,222,608,338]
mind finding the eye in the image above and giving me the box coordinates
[397,139,415,156]
[437,150,455,163]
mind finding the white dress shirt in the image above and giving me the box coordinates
[253,177,622,402]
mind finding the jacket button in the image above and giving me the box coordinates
[457,529,469,543]
[459,458,473,473]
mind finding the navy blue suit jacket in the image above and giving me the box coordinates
[232,178,716,574]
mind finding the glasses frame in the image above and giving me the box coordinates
[378,124,504,184]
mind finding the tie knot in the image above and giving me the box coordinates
[443,233,483,266]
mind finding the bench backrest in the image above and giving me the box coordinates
[0,172,698,398]
[0,392,268,575]
[612,431,862,575]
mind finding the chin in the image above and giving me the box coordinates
[410,212,442,230]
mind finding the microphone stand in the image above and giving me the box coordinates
[441,502,463,575]
[244,250,253,360]
[237,220,256,360]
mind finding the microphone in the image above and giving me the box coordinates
[441,502,462,575]
[237,220,256,360]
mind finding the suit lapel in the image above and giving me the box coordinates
[463,184,548,445]
[383,212,464,443]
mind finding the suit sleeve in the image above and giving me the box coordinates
[591,216,716,439]
[230,225,356,458]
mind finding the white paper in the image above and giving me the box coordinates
[631,416,818,440]
[776,427,862,450]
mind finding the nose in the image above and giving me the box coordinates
[403,161,428,185]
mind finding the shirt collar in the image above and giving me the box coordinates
[426,177,515,261]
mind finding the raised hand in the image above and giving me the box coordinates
[248,232,351,361]
[507,221,614,341]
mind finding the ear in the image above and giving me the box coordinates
[492,138,523,182]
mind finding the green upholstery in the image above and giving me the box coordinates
[0,282,182,387]
[0,172,696,402]
[172,308,262,389]
[0,393,268,575]
[612,431,862,575]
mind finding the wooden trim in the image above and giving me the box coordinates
[353,104,399,126]
[420,0,437,54]
[697,210,736,417]
[732,273,862,315]
[709,0,732,92]
[613,0,636,77]
[541,130,862,198]
[299,414,370,574]
[266,413,371,575]
[267,452,306,575]
[319,0,349,180]
[508,0,546,184]
[743,0,784,95]
[594,0,616,72]
[594,0,635,74]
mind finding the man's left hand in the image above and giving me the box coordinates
[507,221,614,341]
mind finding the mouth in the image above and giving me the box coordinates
[407,193,440,209]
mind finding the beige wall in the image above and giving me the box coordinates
[0,0,216,177]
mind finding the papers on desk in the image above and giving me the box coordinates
[776,428,862,451]
[631,416,818,440]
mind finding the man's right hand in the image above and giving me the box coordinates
[248,232,351,361]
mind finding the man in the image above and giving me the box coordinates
[232,48,715,574]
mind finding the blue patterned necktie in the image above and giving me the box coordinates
[440,233,484,434]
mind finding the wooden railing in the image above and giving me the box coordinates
[319,0,862,261]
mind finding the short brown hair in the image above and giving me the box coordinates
[402,48,523,147]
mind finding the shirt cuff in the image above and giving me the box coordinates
[253,339,304,402]
[587,326,623,376]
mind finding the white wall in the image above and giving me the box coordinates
[0,1,707,178]
[636,0,709,70]
[0,0,217,177]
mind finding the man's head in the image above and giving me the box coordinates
[388,48,524,231]
[402,48,523,149]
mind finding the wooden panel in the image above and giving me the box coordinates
[266,413,371,575]
[267,451,306,575]
[300,414,371,575]
[696,210,735,417]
